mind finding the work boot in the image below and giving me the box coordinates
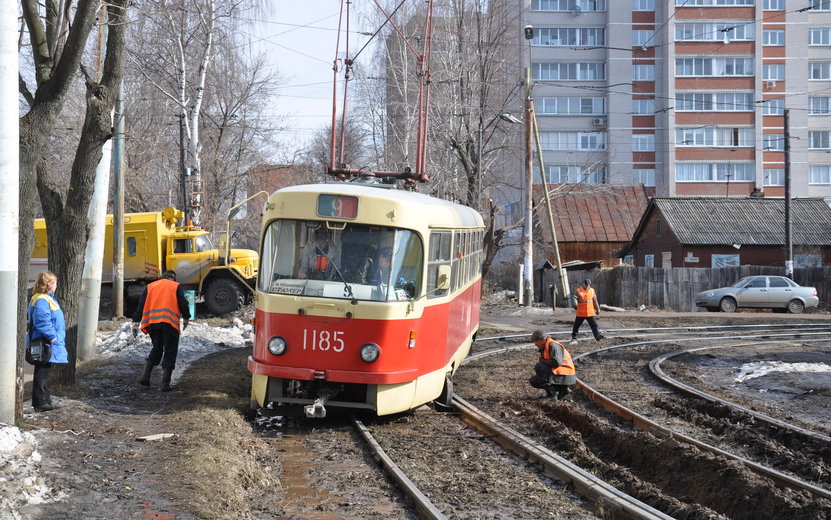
[160,369,174,392]
[139,361,153,387]
[544,385,557,399]
[557,386,573,400]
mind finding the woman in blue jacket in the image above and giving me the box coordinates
[28,271,68,412]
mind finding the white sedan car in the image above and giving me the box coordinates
[695,275,819,314]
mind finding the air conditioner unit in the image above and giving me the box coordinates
[592,117,606,127]
[765,80,777,89]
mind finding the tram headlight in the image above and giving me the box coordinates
[359,343,381,363]
[268,336,287,356]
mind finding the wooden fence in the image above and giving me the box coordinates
[530,265,831,312]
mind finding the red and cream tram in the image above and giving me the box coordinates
[248,181,484,417]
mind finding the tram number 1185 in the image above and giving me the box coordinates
[303,329,345,352]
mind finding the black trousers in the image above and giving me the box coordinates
[146,323,181,370]
[529,363,572,399]
[572,316,601,340]
[32,363,52,408]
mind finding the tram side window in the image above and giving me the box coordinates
[450,231,461,292]
[428,231,452,298]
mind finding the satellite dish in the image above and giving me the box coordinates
[570,4,582,16]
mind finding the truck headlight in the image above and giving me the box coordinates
[359,343,380,363]
[268,336,287,356]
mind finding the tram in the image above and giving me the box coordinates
[247,179,485,417]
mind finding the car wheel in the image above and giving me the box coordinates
[719,297,737,313]
[787,299,805,314]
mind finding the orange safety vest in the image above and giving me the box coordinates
[575,286,597,318]
[140,278,182,333]
[541,338,576,376]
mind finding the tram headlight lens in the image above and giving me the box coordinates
[359,343,381,363]
[268,336,287,356]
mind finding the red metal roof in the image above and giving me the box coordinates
[536,185,652,243]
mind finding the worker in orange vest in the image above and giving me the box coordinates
[528,330,576,400]
[132,270,191,391]
[571,278,604,343]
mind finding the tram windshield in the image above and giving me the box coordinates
[258,219,424,302]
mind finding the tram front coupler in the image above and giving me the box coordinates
[304,397,328,418]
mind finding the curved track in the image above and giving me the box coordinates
[456,323,831,519]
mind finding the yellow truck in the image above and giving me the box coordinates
[32,207,258,318]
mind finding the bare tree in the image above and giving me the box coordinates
[19,0,130,391]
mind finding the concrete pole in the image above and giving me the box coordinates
[112,81,125,317]
[0,0,19,424]
[783,109,793,276]
[530,103,569,303]
[522,66,534,306]
[77,138,112,361]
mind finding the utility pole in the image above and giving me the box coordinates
[522,25,535,306]
[0,0,19,424]
[112,81,125,317]
[784,109,793,276]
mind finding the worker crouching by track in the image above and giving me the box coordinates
[529,330,576,400]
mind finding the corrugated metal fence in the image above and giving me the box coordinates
[536,266,830,312]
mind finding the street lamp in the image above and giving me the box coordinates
[477,112,523,210]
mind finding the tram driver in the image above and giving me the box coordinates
[299,227,340,280]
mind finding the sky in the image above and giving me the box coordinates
[249,1,371,156]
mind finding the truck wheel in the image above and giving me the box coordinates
[99,286,114,320]
[204,278,244,316]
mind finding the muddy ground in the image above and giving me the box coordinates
[11,304,831,519]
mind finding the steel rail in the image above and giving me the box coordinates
[351,416,448,520]
[649,344,831,444]
[452,396,674,520]
[573,330,831,501]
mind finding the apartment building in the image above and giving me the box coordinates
[522,0,831,199]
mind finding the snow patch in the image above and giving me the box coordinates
[0,424,64,517]
[734,361,831,383]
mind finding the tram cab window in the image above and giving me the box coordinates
[259,219,423,302]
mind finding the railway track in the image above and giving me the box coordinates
[252,323,831,519]
[456,324,831,519]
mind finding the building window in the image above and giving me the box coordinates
[712,254,740,268]
[633,169,656,186]
[810,165,831,184]
[656,219,662,237]
[810,28,831,46]
[541,165,606,184]
[810,131,831,149]
[763,30,785,46]
[622,255,635,265]
[537,97,605,115]
[676,57,754,77]
[810,97,831,114]
[676,163,755,181]
[532,0,606,11]
[810,0,831,11]
[533,28,606,47]
[763,134,785,151]
[633,64,655,81]
[644,254,654,268]
[632,0,654,10]
[533,62,605,81]
[633,134,655,151]
[539,131,606,151]
[632,99,655,114]
[810,62,831,80]
[677,0,754,5]
[762,98,785,115]
[763,0,784,9]
[764,168,785,186]
[795,254,823,267]
[675,127,754,147]
[675,22,754,42]
[676,92,753,112]
[763,64,785,80]
[632,30,655,47]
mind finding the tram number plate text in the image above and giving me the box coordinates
[303,329,345,352]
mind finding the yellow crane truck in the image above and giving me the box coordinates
[31,207,258,318]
